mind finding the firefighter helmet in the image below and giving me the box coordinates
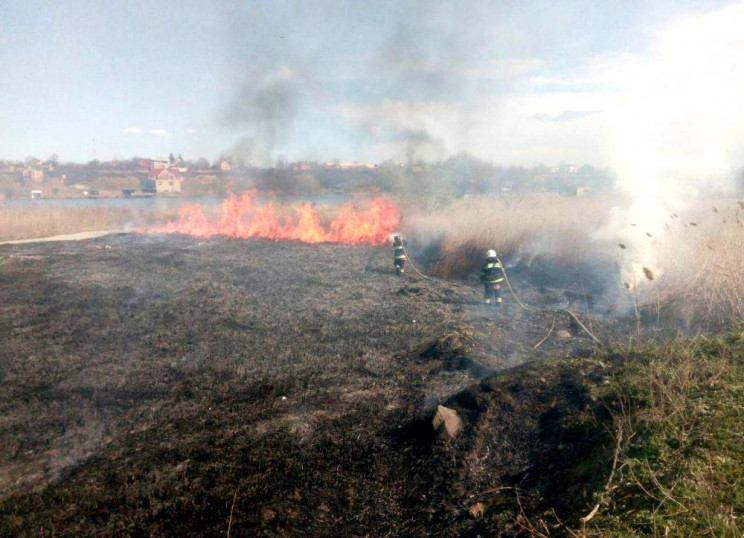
[486,249,497,258]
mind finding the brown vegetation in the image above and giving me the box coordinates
[405,194,744,331]
[1,220,742,535]
[404,194,611,277]
[0,206,133,242]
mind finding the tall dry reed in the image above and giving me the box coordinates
[0,206,177,241]
[403,194,611,277]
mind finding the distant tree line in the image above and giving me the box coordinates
[0,152,618,200]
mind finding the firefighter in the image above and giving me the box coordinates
[480,249,504,305]
[393,235,407,275]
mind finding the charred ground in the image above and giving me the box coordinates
[0,234,640,536]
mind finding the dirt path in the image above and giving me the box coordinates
[0,229,130,245]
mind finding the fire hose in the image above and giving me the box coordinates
[399,244,602,346]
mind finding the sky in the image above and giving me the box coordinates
[1,0,742,167]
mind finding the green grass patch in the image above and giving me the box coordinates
[584,330,744,536]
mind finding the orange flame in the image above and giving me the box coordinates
[145,191,399,245]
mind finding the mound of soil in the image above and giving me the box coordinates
[0,234,619,536]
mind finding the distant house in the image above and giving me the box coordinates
[219,160,232,172]
[289,161,312,172]
[30,190,42,199]
[321,161,376,170]
[149,167,183,193]
[30,169,44,182]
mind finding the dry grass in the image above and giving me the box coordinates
[591,331,744,537]
[404,194,744,327]
[403,193,611,277]
[0,205,178,241]
[645,199,744,328]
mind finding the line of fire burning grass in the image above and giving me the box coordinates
[143,190,400,245]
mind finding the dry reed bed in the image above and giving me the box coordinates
[651,200,744,326]
[404,194,744,327]
[0,198,377,243]
[403,194,612,277]
[0,205,180,242]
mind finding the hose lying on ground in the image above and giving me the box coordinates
[496,256,602,345]
[398,244,602,346]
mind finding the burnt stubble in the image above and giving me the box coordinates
[0,234,608,536]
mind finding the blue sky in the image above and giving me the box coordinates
[0,0,740,166]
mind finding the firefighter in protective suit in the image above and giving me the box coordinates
[480,249,504,305]
[393,235,407,275]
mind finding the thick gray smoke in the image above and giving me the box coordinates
[215,1,509,165]
[365,23,471,161]
[221,69,302,166]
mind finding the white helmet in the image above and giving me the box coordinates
[486,249,497,258]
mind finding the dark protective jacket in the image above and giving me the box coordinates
[393,239,407,260]
[479,258,504,284]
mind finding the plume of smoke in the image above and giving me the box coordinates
[221,67,302,167]
[597,4,744,289]
[360,22,476,162]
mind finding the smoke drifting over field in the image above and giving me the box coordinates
[598,4,744,285]
[216,1,536,164]
[216,2,744,286]
[221,67,303,166]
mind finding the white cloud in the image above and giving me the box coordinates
[149,129,168,136]
[122,127,143,135]
[186,127,197,134]
[459,58,546,81]
[532,110,604,123]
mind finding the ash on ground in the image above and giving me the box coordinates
[0,234,625,536]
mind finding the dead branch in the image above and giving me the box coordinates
[227,489,239,538]
[579,425,624,533]
[566,310,602,345]
[533,316,556,349]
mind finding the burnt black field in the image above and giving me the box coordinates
[0,234,625,536]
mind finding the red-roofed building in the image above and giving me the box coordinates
[149,167,183,193]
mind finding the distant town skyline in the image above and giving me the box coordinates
[2,0,744,178]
